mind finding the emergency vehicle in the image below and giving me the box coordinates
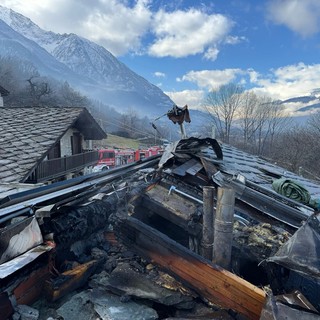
[92,146,163,172]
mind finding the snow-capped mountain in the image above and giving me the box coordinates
[0,19,90,84]
[0,6,173,116]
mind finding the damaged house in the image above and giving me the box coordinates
[1,116,320,319]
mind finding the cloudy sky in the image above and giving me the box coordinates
[2,0,320,108]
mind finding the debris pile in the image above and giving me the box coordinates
[2,137,320,319]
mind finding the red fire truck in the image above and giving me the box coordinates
[92,146,163,172]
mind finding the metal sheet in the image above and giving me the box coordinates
[172,159,200,176]
[0,244,52,279]
[0,217,43,264]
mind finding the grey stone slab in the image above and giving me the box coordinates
[56,289,158,320]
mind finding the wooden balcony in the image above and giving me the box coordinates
[28,151,99,183]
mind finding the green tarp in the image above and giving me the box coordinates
[272,178,319,209]
[272,178,311,205]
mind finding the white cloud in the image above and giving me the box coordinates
[3,1,235,59]
[249,63,320,100]
[247,69,260,83]
[203,47,219,61]
[2,0,152,56]
[148,8,233,59]
[224,35,247,45]
[266,0,320,37]
[1,0,50,16]
[165,89,205,109]
[177,69,243,89]
[84,0,152,55]
[154,71,166,78]
[174,64,320,110]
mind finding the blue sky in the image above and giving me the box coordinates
[3,0,320,110]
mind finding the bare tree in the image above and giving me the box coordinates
[308,110,320,134]
[238,91,260,149]
[272,126,320,179]
[60,81,90,107]
[264,100,291,154]
[204,83,244,143]
[0,57,31,105]
[0,58,96,109]
[236,92,291,156]
[26,75,51,105]
[118,108,140,138]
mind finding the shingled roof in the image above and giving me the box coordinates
[0,106,106,183]
[160,138,320,228]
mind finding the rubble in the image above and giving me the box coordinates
[260,291,320,320]
[92,262,195,309]
[266,213,320,312]
[13,304,39,320]
[1,137,320,319]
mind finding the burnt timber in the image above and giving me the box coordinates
[116,216,266,320]
[1,138,320,319]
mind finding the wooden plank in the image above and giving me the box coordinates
[104,231,118,245]
[14,263,51,305]
[141,196,201,236]
[200,157,219,177]
[44,260,99,301]
[116,217,266,320]
[145,185,198,221]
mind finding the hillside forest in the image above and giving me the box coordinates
[1,57,320,181]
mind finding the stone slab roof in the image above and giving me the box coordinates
[0,106,106,183]
[161,138,320,227]
[190,141,320,200]
[218,144,320,200]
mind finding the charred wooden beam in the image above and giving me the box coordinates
[140,196,201,236]
[13,263,51,305]
[116,217,266,320]
[140,184,202,235]
[44,260,100,302]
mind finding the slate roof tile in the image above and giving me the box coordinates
[219,144,320,200]
[0,107,88,183]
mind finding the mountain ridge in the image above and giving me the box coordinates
[0,5,318,124]
[0,5,173,117]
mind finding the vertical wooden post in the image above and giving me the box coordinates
[213,187,235,270]
[179,123,187,139]
[202,186,215,260]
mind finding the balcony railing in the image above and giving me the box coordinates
[28,151,99,183]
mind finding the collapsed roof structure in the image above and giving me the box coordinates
[1,129,320,319]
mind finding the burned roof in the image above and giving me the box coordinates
[0,106,106,183]
[1,138,320,318]
[220,144,320,199]
[160,138,320,228]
